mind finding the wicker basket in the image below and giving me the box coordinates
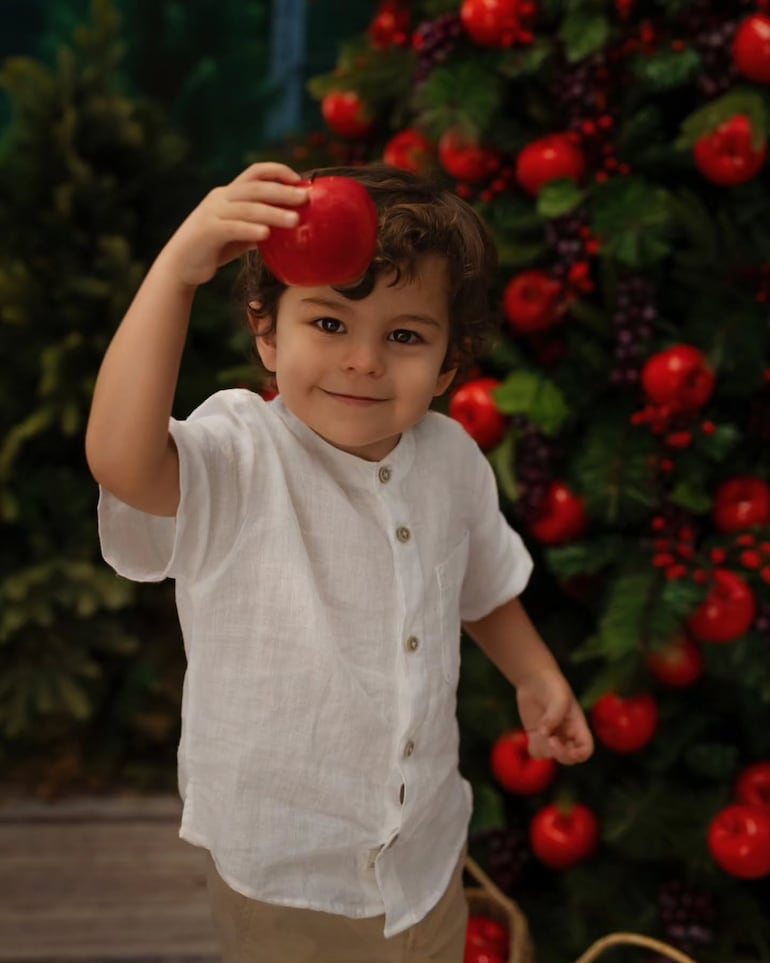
[464,856,699,963]
[465,855,535,963]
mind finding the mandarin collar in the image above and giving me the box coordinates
[269,396,415,488]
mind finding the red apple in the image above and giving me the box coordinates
[735,762,770,812]
[530,802,599,870]
[590,692,659,754]
[503,271,562,334]
[320,90,374,139]
[733,14,770,84]
[708,803,770,879]
[465,915,509,958]
[713,477,770,533]
[529,481,587,545]
[438,128,501,183]
[693,115,767,187]
[449,378,508,450]
[515,134,585,196]
[258,177,378,287]
[641,344,715,413]
[644,635,703,688]
[383,129,434,173]
[686,569,756,643]
[490,730,557,795]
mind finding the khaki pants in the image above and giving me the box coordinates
[205,847,469,963]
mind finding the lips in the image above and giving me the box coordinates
[321,389,387,403]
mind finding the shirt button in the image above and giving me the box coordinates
[405,635,419,653]
[403,740,415,758]
[378,466,392,483]
[396,526,411,543]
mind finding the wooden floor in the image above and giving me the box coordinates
[0,793,220,962]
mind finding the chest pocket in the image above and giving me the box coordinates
[436,532,470,686]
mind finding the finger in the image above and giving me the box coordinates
[234,162,303,186]
[221,201,302,230]
[227,179,309,208]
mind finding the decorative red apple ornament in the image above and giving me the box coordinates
[368,0,411,50]
[713,477,770,533]
[320,90,374,139]
[641,344,715,413]
[438,128,501,183]
[516,134,586,196]
[733,14,770,84]
[258,177,378,287]
[460,0,536,47]
[529,481,587,545]
[449,378,508,450]
[735,762,770,811]
[644,634,703,688]
[503,271,562,334]
[490,730,557,795]
[708,803,770,879]
[465,915,509,963]
[530,802,599,870]
[693,115,767,186]
[590,692,659,754]
[686,569,756,643]
[383,129,435,173]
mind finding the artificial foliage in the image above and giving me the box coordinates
[304,1,770,960]
[0,0,246,792]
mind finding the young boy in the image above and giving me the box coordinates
[86,162,593,963]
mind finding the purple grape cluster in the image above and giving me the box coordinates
[544,212,589,283]
[610,275,658,386]
[677,0,739,98]
[472,826,531,894]
[754,601,770,639]
[412,14,464,85]
[511,415,555,521]
[551,53,609,131]
[658,878,717,956]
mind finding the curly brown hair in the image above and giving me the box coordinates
[236,163,500,379]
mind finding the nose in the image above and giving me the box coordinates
[342,336,385,376]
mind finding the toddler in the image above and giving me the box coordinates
[86,162,593,963]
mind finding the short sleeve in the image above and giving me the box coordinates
[459,444,534,622]
[98,390,261,583]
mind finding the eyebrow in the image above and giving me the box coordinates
[299,297,442,328]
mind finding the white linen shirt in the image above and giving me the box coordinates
[98,390,533,937]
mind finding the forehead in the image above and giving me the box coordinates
[283,254,450,318]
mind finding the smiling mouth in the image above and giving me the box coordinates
[321,389,387,405]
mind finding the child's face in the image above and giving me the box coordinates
[256,254,457,461]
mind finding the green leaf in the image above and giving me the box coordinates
[546,536,626,580]
[668,479,712,514]
[413,60,504,141]
[537,178,585,219]
[591,178,674,269]
[560,12,610,64]
[493,372,569,436]
[631,46,700,92]
[685,742,740,781]
[676,88,768,150]
[496,39,553,79]
[487,431,518,503]
[469,782,506,833]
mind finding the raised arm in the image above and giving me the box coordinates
[85,163,307,517]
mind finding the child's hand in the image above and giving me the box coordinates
[516,667,594,765]
[161,162,309,287]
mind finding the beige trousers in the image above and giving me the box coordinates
[205,847,469,963]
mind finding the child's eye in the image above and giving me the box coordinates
[389,329,423,345]
[314,317,345,334]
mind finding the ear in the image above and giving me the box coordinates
[433,366,458,397]
[255,330,277,373]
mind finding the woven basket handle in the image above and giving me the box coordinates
[464,855,511,907]
[573,932,699,963]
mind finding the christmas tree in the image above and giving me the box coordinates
[301,1,770,960]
